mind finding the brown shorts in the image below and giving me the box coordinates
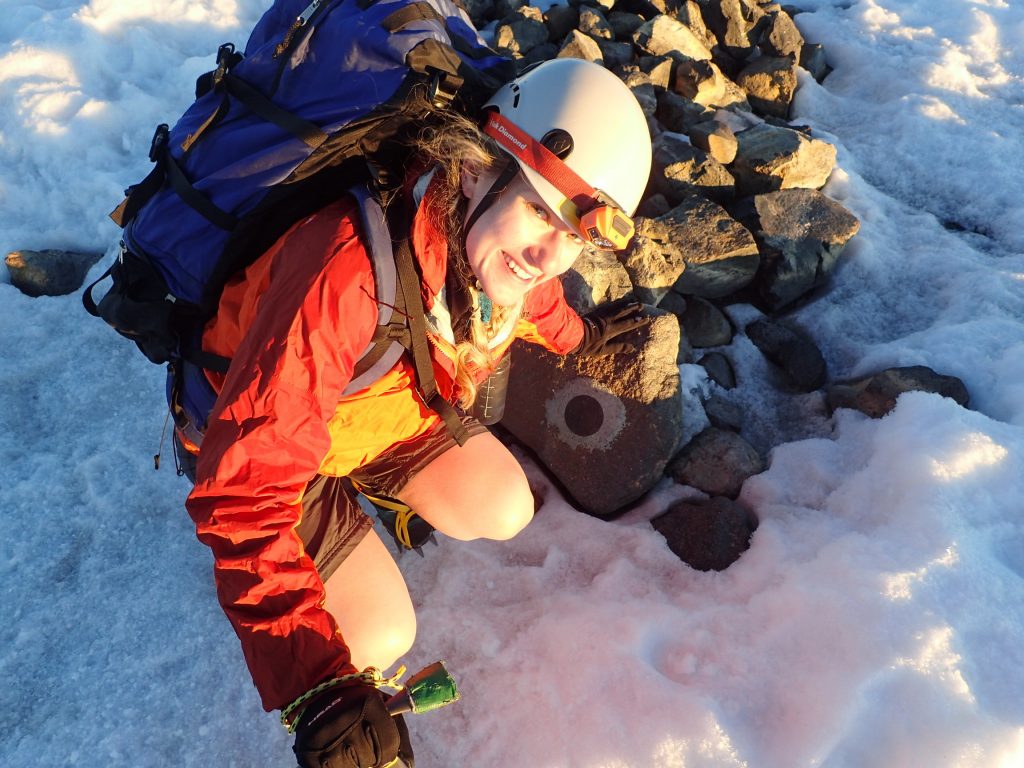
[178,414,489,581]
[298,414,488,579]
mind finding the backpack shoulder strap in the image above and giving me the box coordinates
[347,185,470,445]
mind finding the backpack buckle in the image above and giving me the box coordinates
[211,43,237,90]
[426,68,459,108]
[149,123,169,162]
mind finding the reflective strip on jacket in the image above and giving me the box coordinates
[185,178,584,712]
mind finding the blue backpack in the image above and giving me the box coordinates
[85,0,513,446]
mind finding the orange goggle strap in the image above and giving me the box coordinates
[482,112,633,244]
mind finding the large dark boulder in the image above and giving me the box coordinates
[502,310,683,518]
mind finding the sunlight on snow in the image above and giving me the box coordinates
[860,0,933,41]
[0,46,93,135]
[883,546,959,601]
[894,626,974,703]
[918,96,968,124]
[929,432,1009,481]
[76,0,243,33]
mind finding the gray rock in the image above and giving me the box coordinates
[636,192,672,219]
[570,0,615,11]
[732,122,837,195]
[619,218,686,306]
[652,496,759,570]
[494,0,527,18]
[460,0,494,27]
[518,42,560,71]
[638,55,676,90]
[800,43,831,83]
[752,188,861,311]
[667,196,760,299]
[657,291,691,360]
[6,249,103,297]
[579,5,614,39]
[758,9,804,59]
[704,393,743,430]
[688,119,738,164]
[655,90,715,133]
[678,295,733,348]
[596,38,635,69]
[495,15,550,56]
[633,14,713,61]
[562,249,635,312]
[673,57,728,106]
[543,5,579,42]
[826,366,970,418]
[677,0,718,50]
[652,132,736,204]
[557,29,605,64]
[502,310,684,518]
[736,55,797,119]
[608,11,645,40]
[667,427,764,498]
[745,318,827,392]
[699,0,765,55]
[619,70,659,117]
[699,351,737,389]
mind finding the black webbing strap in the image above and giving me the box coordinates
[163,151,239,231]
[388,202,471,446]
[109,163,164,227]
[183,346,231,374]
[224,73,328,150]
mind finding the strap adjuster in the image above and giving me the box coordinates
[149,123,169,162]
[211,43,237,90]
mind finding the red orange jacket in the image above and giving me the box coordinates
[185,180,583,712]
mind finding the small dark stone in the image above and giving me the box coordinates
[667,427,764,498]
[746,318,827,392]
[652,497,759,571]
[704,394,744,431]
[699,351,736,389]
[6,249,104,298]
[680,296,733,348]
[543,4,579,41]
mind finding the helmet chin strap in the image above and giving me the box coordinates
[461,156,520,263]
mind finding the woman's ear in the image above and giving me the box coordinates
[460,159,484,200]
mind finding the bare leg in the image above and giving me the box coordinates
[397,431,534,541]
[322,529,416,672]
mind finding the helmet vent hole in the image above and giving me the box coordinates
[541,129,573,159]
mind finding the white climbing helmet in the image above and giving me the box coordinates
[483,58,652,250]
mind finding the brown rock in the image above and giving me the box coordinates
[736,55,798,119]
[733,122,837,195]
[826,366,970,418]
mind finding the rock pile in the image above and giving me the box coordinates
[493,0,969,570]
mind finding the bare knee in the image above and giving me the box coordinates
[470,475,533,541]
[400,434,536,541]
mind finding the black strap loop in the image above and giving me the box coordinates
[223,72,328,150]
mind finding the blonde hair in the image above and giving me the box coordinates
[406,101,523,409]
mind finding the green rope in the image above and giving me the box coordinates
[280,665,406,733]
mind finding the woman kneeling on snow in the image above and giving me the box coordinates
[178,58,652,767]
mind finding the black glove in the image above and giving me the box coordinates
[294,681,414,768]
[573,299,651,357]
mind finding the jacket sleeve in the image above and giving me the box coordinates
[185,207,380,712]
[515,277,585,354]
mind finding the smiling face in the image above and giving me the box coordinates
[461,162,586,308]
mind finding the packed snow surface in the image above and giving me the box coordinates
[2,1,1023,766]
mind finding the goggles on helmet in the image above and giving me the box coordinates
[482,112,636,251]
